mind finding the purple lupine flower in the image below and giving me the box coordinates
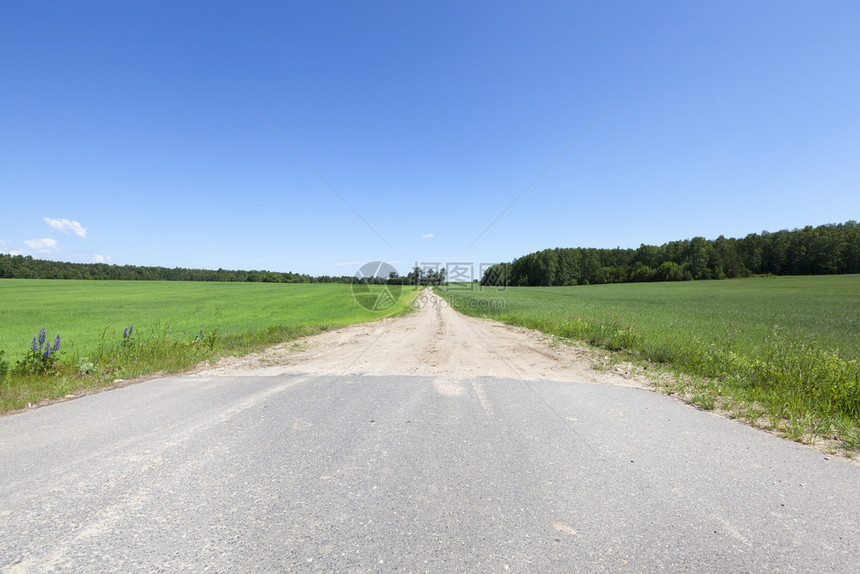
[38,327,47,346]
[129,324,133,336]
[43,343,51,358]
[53,334,61,353]
[31,335,38,353]
[123,327,128,339]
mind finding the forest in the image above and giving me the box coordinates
[481,221,860,287]
[3,221,857,287]
[0,254,454,286]
[0,255,352,284]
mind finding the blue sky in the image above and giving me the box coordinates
[2,1,858,277]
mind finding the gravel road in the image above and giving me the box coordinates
[1,291,858,572]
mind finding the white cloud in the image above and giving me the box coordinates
[93,254,112,263]
[23,238,58,253]
[421,233,435,239]
[44,217,87,238]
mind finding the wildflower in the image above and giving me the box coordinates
[124,327,128,339]
[31,335,38,353]
[53,334,61,353]
[43,343,51,358]
[129,324,133,337]
[38,327,47,346]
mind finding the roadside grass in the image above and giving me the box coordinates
[436,276,860,454]
[0,280,417,413]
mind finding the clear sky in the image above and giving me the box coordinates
[2,1,858,277]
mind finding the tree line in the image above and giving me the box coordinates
[351,267,447,286]
[0,255,355,284]
[481,221,860,287]
[0,255,454,286]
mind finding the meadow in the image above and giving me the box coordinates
[0,280,415,411]
[437,275,860,451]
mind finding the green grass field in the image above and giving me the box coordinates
[0,280,415,411]
[437,275,860,451]
[0,280,412,360]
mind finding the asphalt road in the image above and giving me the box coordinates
[2,371,859,573]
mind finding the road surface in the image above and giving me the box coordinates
[2,291,859,572]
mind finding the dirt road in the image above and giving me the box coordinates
[201,288,645,388]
